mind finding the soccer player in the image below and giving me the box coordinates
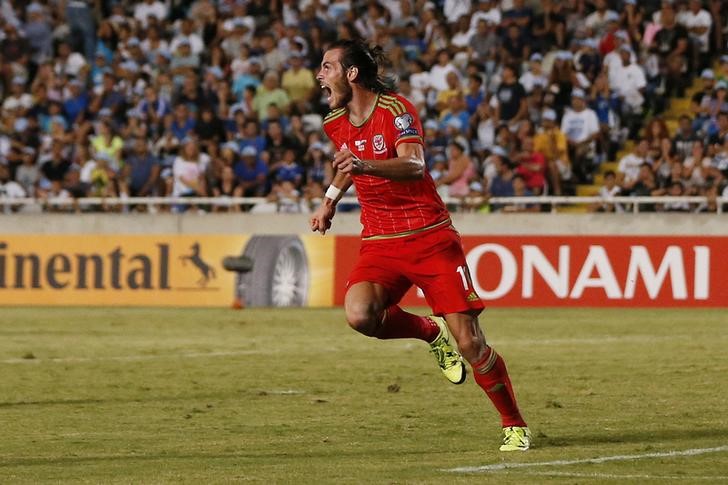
[310,39,530,451]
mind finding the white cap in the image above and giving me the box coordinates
[491,146,508,158]
[241,146,258,157]
[222,141,240,154]
[542,109,557,121]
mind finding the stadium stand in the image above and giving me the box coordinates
[0,0,726,214]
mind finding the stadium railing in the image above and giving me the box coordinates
[1,196,726,213]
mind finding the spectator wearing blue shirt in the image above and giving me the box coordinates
[489,152,516,200]
[465,74,485,115]
[24,3,53,64]
[63,79,88,126]
[170,104,196,141]
[273,148,304,188]
[235,146,268,196]
[90,51,111,87]
[236,119,267,155]
[399,22,427,60]
[123,137,160,197]
[501,0,534,41]
[137,86,170,130]
[440,94,472,133]
[89,72,125,120]
[40,101,68,133]
[232,59,263,101]
[502,174,539,213]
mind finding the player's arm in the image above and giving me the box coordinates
[309,170,352,235]
[332,142,425,181]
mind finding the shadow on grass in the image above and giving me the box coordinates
[539,427,728,448]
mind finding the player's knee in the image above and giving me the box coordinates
[344,301,381,336]
[454,331,486,363]
[458,336,485,363]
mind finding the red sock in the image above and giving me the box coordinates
[374,305,440,343]
[471,346,527,428]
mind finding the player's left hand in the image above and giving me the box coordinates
[332,149,365,175]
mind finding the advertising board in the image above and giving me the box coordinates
[335,236,727,307]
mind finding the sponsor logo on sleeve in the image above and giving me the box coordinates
[398,128,420,138]
[393,112,414,131]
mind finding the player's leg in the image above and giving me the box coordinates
[345,239,465,383]
[344,281,465,384]
[410,227,530,450]
[344,252,439,342]
[443,312,530,450]
[444,312,525,426]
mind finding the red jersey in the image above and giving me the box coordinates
[322,92,449,238]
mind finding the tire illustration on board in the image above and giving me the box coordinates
[223,236,310,307]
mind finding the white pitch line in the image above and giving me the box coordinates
[519,471,728,481]
[447,445,728,473]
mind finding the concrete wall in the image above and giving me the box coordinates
[1,213,727,235]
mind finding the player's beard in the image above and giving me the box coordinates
[329,73,353,109]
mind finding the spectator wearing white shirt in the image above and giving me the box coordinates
[2,76,33,112]
[260,32,288,73]
[470,0,501,31]
[561,88,600,182]
[617,138,649,193]
[519,53,548,93]
[169,19,204,57]
[590,169,623,212]
[613,46,647,138]
[408,59,432,107]
[133,0,168,28]
[14,148,40,196]
[604,32,636,89]
[0,164,26,213]
[683,140,710,188]
[170,139,209,199]
[429,50,460,92]
[53,39,87,78]
[678,0,712,71]
[584,0,618,37]
[220,21,250,61]
[443,0,472,25]
[450,15,474,50]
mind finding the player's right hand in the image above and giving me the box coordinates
[309,203,336,235]
[332,149,365,175]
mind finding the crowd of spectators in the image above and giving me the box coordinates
[0,0,727,214]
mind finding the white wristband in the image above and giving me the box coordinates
[325,185,342,201]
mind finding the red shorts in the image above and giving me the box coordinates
[347,225,485,316]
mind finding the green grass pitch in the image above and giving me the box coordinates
[0,307,726,483]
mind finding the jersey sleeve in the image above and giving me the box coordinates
[321,108,346,149]
[379,94,424,149]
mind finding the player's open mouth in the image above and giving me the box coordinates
[320,84,332,103]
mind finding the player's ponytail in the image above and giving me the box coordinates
[328,39,398,94]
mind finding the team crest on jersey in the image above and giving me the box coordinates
[354,139,366,151]
[373,134,386,154]
[393,112,414,131]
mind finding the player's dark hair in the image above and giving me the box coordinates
[328,39,398,94]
